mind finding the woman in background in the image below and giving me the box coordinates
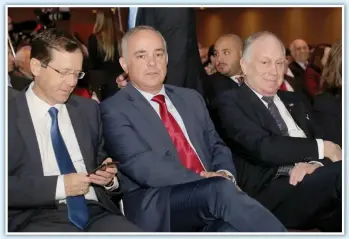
[88,8,123,100]
[312,40,342,146]
[304,45,331,98]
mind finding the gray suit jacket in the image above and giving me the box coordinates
[100,84,236,231]
[8,92,122,231]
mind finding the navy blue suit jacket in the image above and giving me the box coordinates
[100,84,236,231]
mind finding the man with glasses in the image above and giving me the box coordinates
[8,29,141,232]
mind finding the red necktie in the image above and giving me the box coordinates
[279,82,287,91]
[152,95,205,174]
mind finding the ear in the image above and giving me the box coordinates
[165,53,169,66]
[240,57,247,76]
[30,58,41,77]
[119,57,128,73]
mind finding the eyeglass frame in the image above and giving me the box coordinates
[40,62,85,80]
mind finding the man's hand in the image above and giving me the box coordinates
[324,141,342,162]
[89,158,118,186]
[200,171,241,191]
[64,173,91,197]
[116,72,128,89]
[200,171,230,180]
[289,163,321,186]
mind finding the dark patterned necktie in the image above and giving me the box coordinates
[261,96,289,136]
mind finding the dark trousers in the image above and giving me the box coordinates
[255,161,342,232]
[169,177,286,232]
[20,202,142,232]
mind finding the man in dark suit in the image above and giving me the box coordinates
[116,7,205,96]
[8,29,141,232]
[205,34,243,105]
[213,31,342,231]
[288,39,312,102]
[100,26,286,232]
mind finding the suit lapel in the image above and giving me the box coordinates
[124,84,177,153]
[66,98,94,172]
[277,92,312,137]
[239,84,282,135]
[165,86,207,167]
[15,93,44,175]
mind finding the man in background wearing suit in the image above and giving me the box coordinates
[116,7,205,96]
[205,34,243,105]
[8,29,141,232]
[288,39,312,102]
[100,26,286,232]
[214,31,342,231]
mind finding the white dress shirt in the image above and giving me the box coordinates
[26,83,117,204]
[286,68,295,78]
[134,84,235,181]
[296,61,307,70]
[246,83,324,160]
[230,75,242,86]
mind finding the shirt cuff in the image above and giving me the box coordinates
[217,170,236,184]
[55,175,66,200]
[104,176,119,191]
[308,161,324,167]
[316,139,324,159]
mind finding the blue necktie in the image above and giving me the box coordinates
[48,107,89,230]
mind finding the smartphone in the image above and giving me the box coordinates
[88,162,117,176]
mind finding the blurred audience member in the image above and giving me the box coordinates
[304,45,331,97]
[203,45,216,75]
[313,40,342,146]
[88,8,124,100]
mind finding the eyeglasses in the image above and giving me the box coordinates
[41,63,85,80]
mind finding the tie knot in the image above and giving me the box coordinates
[262,96,274,104]
[48,107,58,120]
[151,94,166,104]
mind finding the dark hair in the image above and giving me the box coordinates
[30,28,83,65]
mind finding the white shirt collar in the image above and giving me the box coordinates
[25,82,64,122]
[230,75,241,85]
[133,83,167,102]
[296,61,307,70]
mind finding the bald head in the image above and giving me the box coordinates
[214,34,243,77]
[290,39,309,63]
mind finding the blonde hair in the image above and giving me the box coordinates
[319,39,342,94]
[93,9,123,62]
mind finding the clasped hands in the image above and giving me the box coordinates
[64,158,117,197]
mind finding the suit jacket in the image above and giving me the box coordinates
[8,92,122,231]
[135,8,205,95]
[288,61,313,103]
[313,91,342,147]
[100,83,236,231]
[8,87,19,100]
[205,72,239,105]
[213,83,328,198]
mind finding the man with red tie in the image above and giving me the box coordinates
[100,25,286,232]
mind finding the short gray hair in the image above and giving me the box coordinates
[242,31,285,61]
[120,25,167,59]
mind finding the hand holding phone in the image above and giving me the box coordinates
[88,162,117,176]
